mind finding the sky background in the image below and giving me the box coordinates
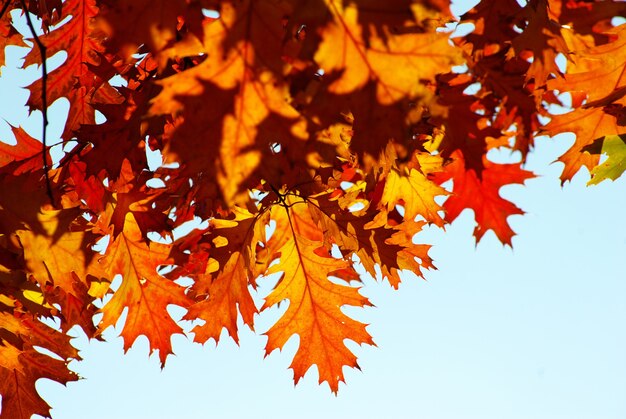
[0,1,625,418]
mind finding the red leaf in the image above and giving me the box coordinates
[436,150,534,245]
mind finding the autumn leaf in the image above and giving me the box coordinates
[311,196,435,289]
[96,0,195,60]
[98,213,191,366]
[509,0,569,91]
[556,0,626,45]
[544,24,626,181]
[459,0,549,156]
[462,0,523,51]
[544,107,609,182]
[150,0,310,209]
[0,126,48,175]
[17,208,94,290]
[15,206,102,333]
[0,312,79,419]
[303,80,424,165]
[434,151,534,245]
[586,134,626,185]
[315,1,461,104]
[264,234,371,392]
[24,0,64,31]
[262,193,373,393]
[184,207,267,344]
[23,0,116,138]
[309,192,435,288]
[75,55,158,181]
[380,164,447,226]
[0,11,25,75]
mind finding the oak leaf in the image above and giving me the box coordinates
[150,0,309,209]
[184,207,267,344]
[545,25,626,181]
[462,0,523,52]
[0,313,78,419]
[380,165,447,226]
[23,0,115,138]
[435,151,534,245]
[509,0,569,91]
[0,127,48,175]
[556,0,626,45]
[309,192,435,288]
[586,134,626,185]
[0,11,25,74]
[96,0,194,60]
[98,213,191,366]
[315,1,461,104]
[262,193,373,393]
[15,206,102,333]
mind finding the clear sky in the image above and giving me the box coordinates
[1,1,625,418]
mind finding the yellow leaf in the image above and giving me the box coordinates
[315,2,461,104]
[380,167,447,226]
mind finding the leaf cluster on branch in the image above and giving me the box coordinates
[0,0,625,417]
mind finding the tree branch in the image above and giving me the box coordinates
[0,1,12,21]
[19,0,54,204]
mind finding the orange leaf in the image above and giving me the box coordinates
[16,207,103,333]
[96,0,192,60]
[435,151,534,245]
[262,194,373,393]
[315,2,461,104]
[184,207,266,344]
[0,12,25,75]
[310,192,435,288]
[509,0,569,90]
[545,25,626,181]
[98,213,190,366]
[24,0,115,138]
[150,1,308,208]
[0,127,48,175]
[0,313,78,419]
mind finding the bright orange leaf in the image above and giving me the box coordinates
[98,213,191,366]
[435,150,534,245]
[262,193,372,393]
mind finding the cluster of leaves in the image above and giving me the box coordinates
[1,0,625,417]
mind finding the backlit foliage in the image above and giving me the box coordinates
[1,0,625,416]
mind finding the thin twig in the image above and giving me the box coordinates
[0,1,12,21]
[19,0,53,203]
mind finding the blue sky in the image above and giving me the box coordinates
[1,1,625,418]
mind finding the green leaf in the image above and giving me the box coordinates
[588,135,626,185]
